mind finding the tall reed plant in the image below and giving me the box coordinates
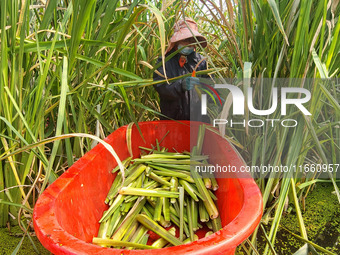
[191,0,339,254]
[0,0,182,228]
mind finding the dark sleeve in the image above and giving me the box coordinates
[153,60,184,101]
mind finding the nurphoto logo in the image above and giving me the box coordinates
[200,82,312,128]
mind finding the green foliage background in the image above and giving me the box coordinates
[0,0,339,254]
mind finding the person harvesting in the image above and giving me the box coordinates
[153,18,208,120]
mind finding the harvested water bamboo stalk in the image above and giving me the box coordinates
[94,128,222,250]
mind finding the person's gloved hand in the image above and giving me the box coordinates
[182,77,200,91]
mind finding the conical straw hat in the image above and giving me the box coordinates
[165,18,207,54]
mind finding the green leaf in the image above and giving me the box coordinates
[267,0,290,45]
[41,56,69,191]
[312,49,328,78]
[69,0,97,68]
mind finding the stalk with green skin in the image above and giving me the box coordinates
[136,214,183,246]
[191,170,219,219]
[170,177,178,203]
[151,227,176,248]
[119,187,179,198]
[111,198,146,241]
[92,238,157,249]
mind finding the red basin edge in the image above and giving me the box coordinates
[33,120,263,255]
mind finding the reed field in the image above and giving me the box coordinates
[0,0,339,254]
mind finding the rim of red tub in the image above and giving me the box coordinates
[33,120,263,255]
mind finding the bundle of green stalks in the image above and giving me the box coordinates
[93,136,221,249]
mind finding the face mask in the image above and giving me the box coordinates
[178,44,195,55]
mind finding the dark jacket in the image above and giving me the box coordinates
[153,51,207,120]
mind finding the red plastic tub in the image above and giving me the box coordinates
[33,121,262,255]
